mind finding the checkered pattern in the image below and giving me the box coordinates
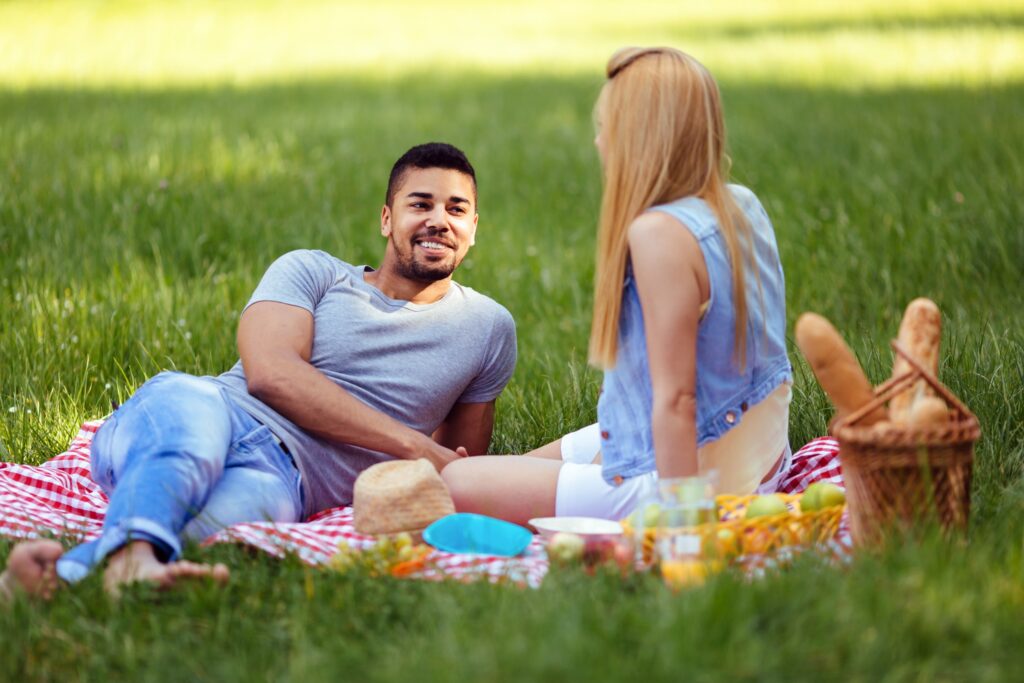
[774,436,853,563]
[0,421,849,586]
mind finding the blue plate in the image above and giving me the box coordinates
[423,513,533,557]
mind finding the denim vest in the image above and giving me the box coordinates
[597,185,792,484]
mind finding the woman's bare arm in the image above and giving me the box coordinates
[627,211,709,479]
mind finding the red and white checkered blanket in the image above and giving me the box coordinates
[0,421,849,587]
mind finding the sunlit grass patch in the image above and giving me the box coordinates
[0,0,1022,87]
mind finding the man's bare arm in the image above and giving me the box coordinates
[238,300,464,471]
[432,401,495,455]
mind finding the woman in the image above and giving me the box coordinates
[441,47,793,525]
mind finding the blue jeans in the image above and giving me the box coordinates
[56,372,304,583]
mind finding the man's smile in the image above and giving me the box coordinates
[414,237,455,254]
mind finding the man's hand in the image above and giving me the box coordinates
[418,441,469,472]
[238,301,457,461]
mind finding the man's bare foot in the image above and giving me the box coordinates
[103,541,229,597]
[0,539,64,602]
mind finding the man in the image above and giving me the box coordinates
[0,142,516,598]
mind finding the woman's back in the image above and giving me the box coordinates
[597,185,792,490]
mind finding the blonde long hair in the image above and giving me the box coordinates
[588,47,756,370]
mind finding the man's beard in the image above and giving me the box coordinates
[393,243,458,282]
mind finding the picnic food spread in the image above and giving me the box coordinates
[614,489,847,585]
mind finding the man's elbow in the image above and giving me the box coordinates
[244,363,291,402]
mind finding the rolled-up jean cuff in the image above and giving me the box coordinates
[56,517,183,584]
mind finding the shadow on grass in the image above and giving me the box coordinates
[0,72,1022,508]
[2,73,1022,286]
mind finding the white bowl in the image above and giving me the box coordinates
[528,516,623,541]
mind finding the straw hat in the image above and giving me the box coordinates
[353,459,456,536]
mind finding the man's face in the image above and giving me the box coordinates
[381,167,478,282]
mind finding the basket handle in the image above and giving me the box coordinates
[833,340,972,430]
[888,340,973,417]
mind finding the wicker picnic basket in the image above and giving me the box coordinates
[831,341,981,545]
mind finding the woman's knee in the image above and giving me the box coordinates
[440,459,477,508]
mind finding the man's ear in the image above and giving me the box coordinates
[380,204,392,238]
[469,212,478,246]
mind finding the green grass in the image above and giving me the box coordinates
[2,0,1023,86]
[2,1,1024,681]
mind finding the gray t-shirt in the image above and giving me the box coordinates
[213,249,517,516]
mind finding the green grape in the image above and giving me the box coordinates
[331,535,433,576]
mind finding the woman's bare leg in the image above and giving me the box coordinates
[441,456,562,527]
[525,437,564,460]
[526,433,601,464]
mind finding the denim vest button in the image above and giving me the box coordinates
[740,401,749,412]
[600,430,610,439]
[725,411,736,425]
[612,475,624,486]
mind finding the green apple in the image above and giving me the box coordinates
[629,502,663,529]
[702,527,739,560]
[817,482,846,508]
[801,482,846,512]
[547,532,585,565]
[744,494,788,519]
[800,485,822,512]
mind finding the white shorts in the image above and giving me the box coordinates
[554,423,794,520]
[555,424,658,520]
[559,422,603,464]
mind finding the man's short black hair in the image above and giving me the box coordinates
[386,142,477,207]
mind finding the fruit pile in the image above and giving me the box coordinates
[620,482,847,565]
[329,532,434,578]
[542,483,846,587]
[546,531,632,572]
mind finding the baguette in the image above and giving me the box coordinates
[795,312,887,426]
[890,298,942,424]
[907,396,949,428]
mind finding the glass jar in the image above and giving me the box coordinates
[656,471,719,589]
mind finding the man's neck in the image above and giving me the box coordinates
[363,266,452,305]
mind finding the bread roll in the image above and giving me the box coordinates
[907,396,949,428]
[795,313,887,426]
[890,298,941,424]
[868,419,893,438]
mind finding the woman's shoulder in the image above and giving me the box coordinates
[726,183,756,199]
[645,196,716,241]
[727,184,768,217]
